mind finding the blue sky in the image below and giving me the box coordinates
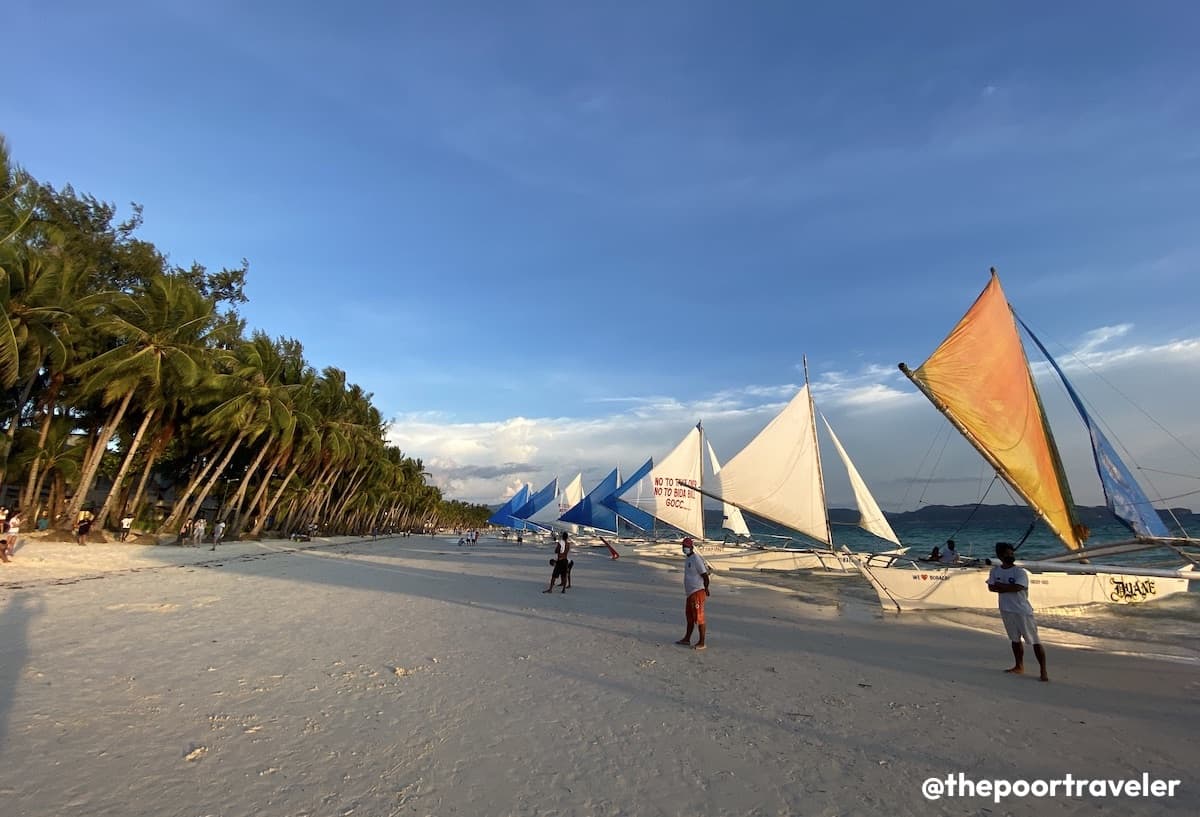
[6,1,1200,509]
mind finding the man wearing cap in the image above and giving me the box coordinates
[675,537,710,650]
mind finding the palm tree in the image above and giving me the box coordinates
[64,273,216,531]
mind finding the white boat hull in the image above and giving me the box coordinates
[854,556,1193,612]
[628,540,862,573]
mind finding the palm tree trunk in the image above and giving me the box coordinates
[128,434,165,524]
[161,441,228,533]
[19,407,55,511]
[184,430,248,525]
[220,436,272,523]
[234,447,285,537]
[63,388,135,531]
[95,408,157,530]
[253,458,304,538]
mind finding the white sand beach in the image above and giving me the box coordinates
[0,535,1196,816]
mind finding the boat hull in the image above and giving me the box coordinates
[854,556,1193,612]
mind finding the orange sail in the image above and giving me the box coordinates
[904,271,1087,550]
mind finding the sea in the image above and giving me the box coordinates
[696,515,1200,665]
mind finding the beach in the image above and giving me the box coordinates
[0,535,1196,817]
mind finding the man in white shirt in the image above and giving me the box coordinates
[675,538,710,650]
[939,539,959,564]
[119,514,134,542]
[988,542,1048,682]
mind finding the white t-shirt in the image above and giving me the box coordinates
[683,552,709,595]
[121,516,133,530]
[7,514,19,535]
[214,522,226,536]
[988,564,1034,615]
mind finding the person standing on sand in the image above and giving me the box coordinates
[211,520,226,551]
[7,509,21,556]
[676,537,710,650]
[193,517,207,547]
[119,513,134,542]
[76,507,95,546]
[544,531,571,593]
[988,542,1048,682]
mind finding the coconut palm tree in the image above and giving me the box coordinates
[64,273,217,531]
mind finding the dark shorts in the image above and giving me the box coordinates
[552,559,571,577]
[78,521,92,535]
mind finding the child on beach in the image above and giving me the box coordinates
[4,509,21,560]
[988,542,1049,682]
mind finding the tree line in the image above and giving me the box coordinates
[0,136,492,540]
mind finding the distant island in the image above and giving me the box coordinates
[833,504,1195,526]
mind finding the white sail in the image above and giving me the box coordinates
[820,414,900,545]
[538,473,584,532]
[525,477,561,527]
[714,385,830,545]
[706,440,751,537]
[612,426,705,540]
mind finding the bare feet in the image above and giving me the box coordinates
[693,643,707,651]
[1040,673,1050,682]
[1004,666,1024,674]
[675,639,691,646]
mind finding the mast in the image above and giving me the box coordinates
[803,356,834,545]
[697,419,703,539]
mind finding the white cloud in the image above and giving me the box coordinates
[389,325,1200,515]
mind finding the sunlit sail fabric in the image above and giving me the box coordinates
[559,468,619,533]
[820,415,900,545]
[609,426,705,540]
[513,478,558,530]
[907,272,1086,550]
[713,385,830,545]
[706,440,750,537]
[1019,319,1171,539]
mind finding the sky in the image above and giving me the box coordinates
[5,1,1200,512]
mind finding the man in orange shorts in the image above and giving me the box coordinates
[675,537,710,650]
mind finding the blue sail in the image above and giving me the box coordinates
[602,458,658,531]
[1019,318,1170,539]
[513,478,558,529]
[487,484,530,528]
[559,468,619,533]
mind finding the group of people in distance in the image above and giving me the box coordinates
[180,517,227,550]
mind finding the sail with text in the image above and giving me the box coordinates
[899,271,1089,550]
[486,483,530,529]
[606,424,705,540]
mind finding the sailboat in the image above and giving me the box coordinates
[854,270,1197,612]
[687,367,905,572]
[707,441,751,539]
[524,473,584,534]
